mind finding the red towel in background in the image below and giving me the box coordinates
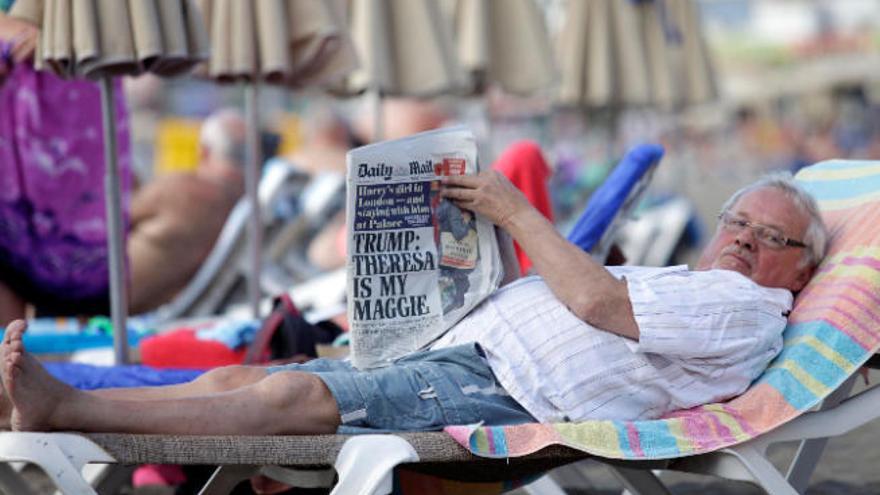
[140,327,247,369]
[492,140,554,274]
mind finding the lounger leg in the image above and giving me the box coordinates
[726,444,799,495]
[198,465,259,495]
[0,463,38,495]
[89,464,135,495]
[260,465,336,489]
[609,466,673,495]
[331,435,419,495]
[784,374,858,494]
[0,433,115,495]
[521,474,569,495]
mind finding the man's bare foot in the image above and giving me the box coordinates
[3,320,75,431]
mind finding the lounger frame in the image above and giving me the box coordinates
[1,379,876,495]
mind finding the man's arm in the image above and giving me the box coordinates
[442,171,640,340]
[496,227,521,286]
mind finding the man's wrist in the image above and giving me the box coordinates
[503,208,547,238]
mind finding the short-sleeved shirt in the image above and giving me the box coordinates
[431,266,792,423]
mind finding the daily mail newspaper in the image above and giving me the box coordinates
[346,127,502,369]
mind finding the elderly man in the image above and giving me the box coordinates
[127,109,246,314]
[0,170,827,434]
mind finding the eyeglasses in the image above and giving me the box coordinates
[717,212,807,249]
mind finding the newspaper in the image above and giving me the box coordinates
[345,127,502,369]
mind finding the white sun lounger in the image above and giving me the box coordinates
[5,159,878,495]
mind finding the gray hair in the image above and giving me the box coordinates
[199,108,246,166]
[719,172,828,268]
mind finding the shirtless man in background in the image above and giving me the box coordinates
[127,109,246,314]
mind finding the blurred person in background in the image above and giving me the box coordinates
[352,97,452,144]
[285,104,359,177]
[284,105,361,272]
[0,4,132,325]
[127,109,246,314]
[304,98,452,272]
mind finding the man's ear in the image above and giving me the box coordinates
[790,266,814,293]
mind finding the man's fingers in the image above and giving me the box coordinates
[440,186,474,201]
[441,174,481,187]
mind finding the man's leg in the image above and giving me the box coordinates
[89,365,270,400]
[2,322,341,435]
[0,320,270,429]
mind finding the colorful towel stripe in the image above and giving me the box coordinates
[446,159,880,460]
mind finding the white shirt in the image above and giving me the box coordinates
[432,266,792,423]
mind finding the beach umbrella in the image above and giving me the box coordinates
[200,0,357,317]
[650,0,718,107]
[16,0,209,364]
[557,0,651,108]
[202,0,356,87]
[444,0,555,160]
[35,0,208,78]
[336,0,465,140]
[557,0,717,110]
[450,0,556,97]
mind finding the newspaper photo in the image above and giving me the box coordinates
[346,127,502,369]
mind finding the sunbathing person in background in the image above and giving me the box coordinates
[303,97,453,272]
[0,171,827,434]
[127,109,246,314]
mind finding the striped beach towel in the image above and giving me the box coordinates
[444,159,880,460]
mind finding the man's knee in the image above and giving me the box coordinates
[255,371,329,408]
[254,371,340,433]
[196,365,266,392]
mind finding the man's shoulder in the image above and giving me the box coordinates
[143,173,232,201]
[618,266,793,308]
[135,173,197,197]
[686,269,794,311]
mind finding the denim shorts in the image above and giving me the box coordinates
[267,343,536,434]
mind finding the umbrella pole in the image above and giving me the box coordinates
[98,77,129,365]
[244,81,263,318]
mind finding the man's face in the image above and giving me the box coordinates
[697,187,813,292]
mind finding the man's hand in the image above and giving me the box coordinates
[440,170,534,230]
[0,15,39,86]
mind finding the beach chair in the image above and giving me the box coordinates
[8,158,878,495]
[152,160,310,323]
[261,171,348,291]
